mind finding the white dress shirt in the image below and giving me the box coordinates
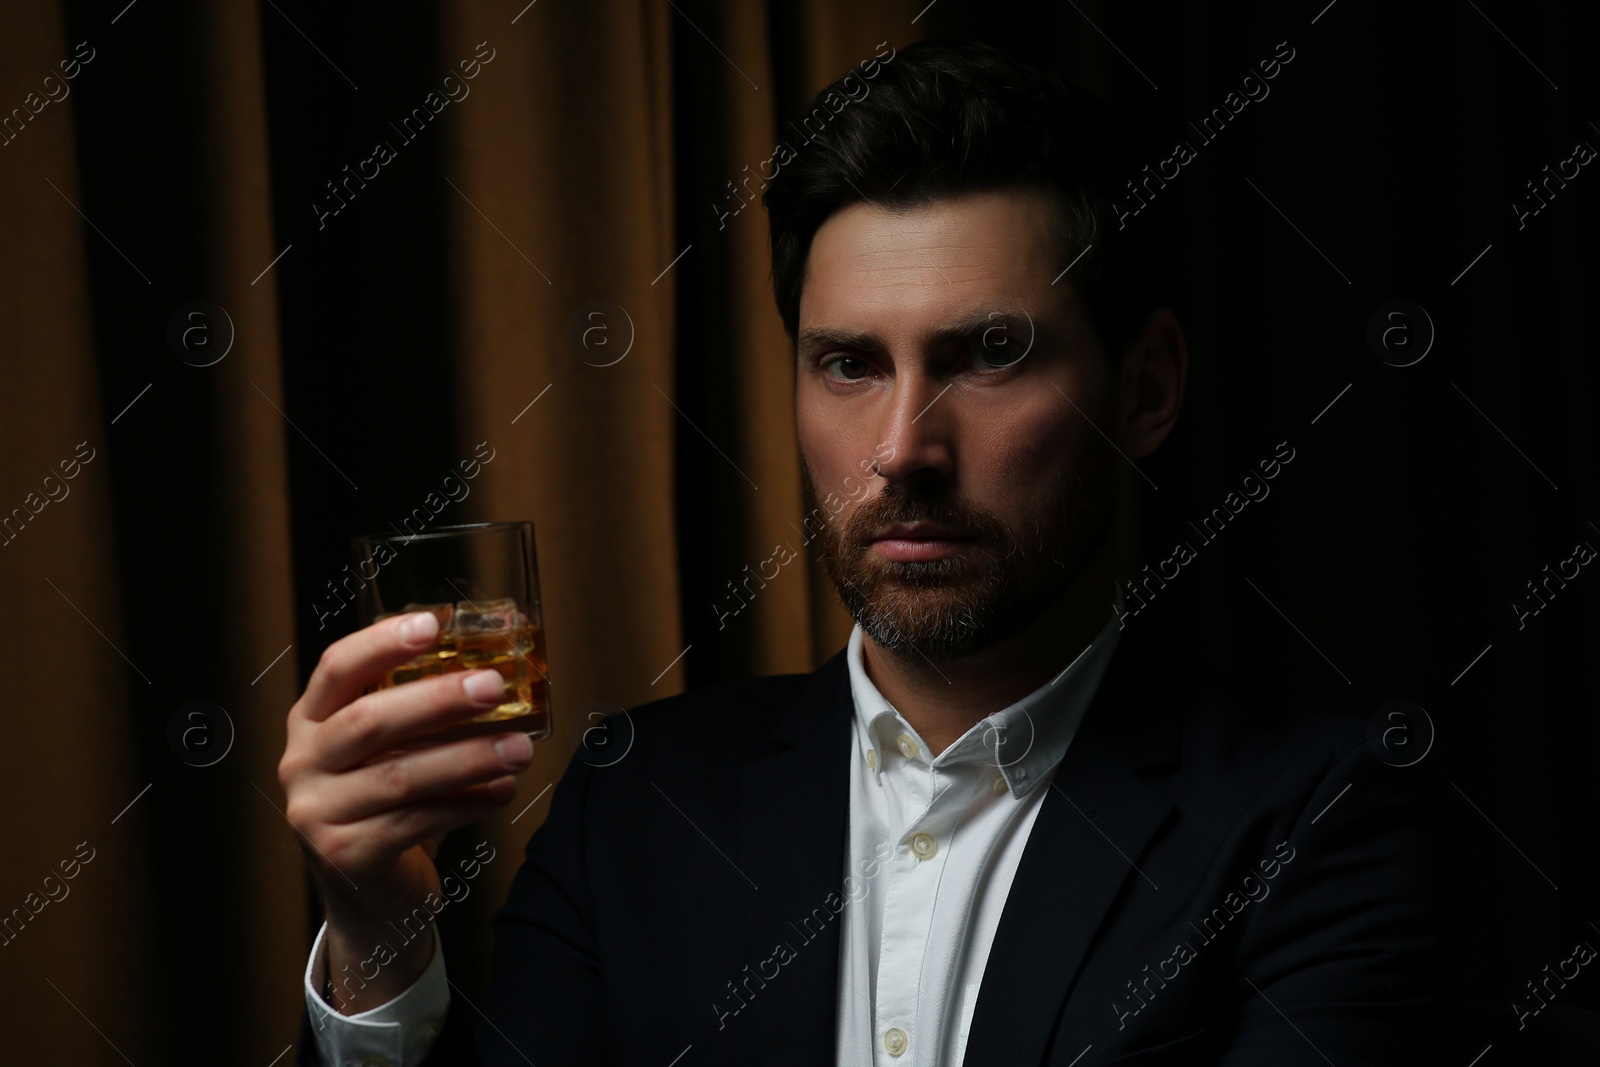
[834,597,1122,1066]
[305,592,1124,1066]
[304,919,450,1066]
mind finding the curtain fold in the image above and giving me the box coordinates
[0,7,156,1063]
[193,0,313,1050]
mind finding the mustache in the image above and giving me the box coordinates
[843,488,1006,546]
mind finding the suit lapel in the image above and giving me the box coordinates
[961,624,1180,1067]
[733,649,855,1063]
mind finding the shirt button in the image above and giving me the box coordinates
[992,774,1008,794]
[909,832,938,861]
[884,1026,909,1056]
[897,733,918,760]
[416,1017,443,1045]
[866,748,877,769]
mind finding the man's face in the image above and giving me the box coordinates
[795,186,1119,660]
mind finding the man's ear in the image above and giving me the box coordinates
[1116,307,1187,459]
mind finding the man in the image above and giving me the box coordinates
[283,39,1455,1066]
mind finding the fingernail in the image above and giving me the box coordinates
[399,612,439,645]
[495,733,533,765]
[464,670,506,704]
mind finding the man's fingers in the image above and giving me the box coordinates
[314,668,512,771]
[317,733,534,824]
[298,611,444,724]
[308,778,518,874]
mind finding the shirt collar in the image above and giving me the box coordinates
[846,584,1126,797]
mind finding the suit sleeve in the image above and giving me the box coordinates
[295,745,608,1067]
[457,743,609,1066]
[1217,737,1459,1066]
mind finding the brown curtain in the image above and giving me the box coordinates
[0,0,915,1060]
[1,0,307,1060]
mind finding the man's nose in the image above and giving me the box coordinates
[871,370,955,485]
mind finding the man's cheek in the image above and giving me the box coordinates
[838,498,873,544]
[1007,424,1080,491]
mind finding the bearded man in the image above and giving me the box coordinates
[283,38,1455,1067]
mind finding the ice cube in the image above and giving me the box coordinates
[450,597,520,634]
[401,602,455,633]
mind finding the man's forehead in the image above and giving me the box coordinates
[807,190,1062,266]
[798,189,1072,333]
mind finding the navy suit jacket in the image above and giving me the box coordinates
[297,621,1457,1065]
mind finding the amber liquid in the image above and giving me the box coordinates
[375,622,551,748]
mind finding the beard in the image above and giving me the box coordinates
[801,444,1113,662]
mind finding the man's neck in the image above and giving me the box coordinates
[860,546,1118,758]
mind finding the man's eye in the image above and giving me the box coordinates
[973,329,1026,369]
[823,356,870,380]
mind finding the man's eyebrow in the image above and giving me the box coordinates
[796,325,876,353]
[797,311,1040,355]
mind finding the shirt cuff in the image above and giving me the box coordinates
[304,919,451,1067]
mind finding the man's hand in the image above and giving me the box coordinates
[278,610,536,1013]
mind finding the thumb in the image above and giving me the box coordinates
[421,833,446,863]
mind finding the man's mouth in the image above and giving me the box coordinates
[868,521,978,563]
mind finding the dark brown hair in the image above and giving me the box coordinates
[762,38,1172,363]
